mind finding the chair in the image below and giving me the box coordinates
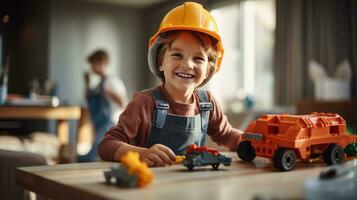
[0,150,47,200]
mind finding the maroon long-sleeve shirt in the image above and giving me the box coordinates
[98,85,241,161]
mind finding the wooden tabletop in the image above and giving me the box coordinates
[16,152,325,200]
[0,106,82,145]
[0,106,81,119]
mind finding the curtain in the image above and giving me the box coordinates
[350,0,357,98]
[274,0,303,105]
[274,0,357,105]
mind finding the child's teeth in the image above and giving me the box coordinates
[177,73,193,78]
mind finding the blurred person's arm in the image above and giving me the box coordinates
[84,72,90,96]
[104,77,128,108]
[105,89,126,107]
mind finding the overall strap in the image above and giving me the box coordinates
[195,90,213,132]
[147,88,169,128]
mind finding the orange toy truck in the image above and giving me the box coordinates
[237,113,357,171]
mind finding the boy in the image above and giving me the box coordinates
[98,2,242,166]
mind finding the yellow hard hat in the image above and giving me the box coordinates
[148,2,224,77]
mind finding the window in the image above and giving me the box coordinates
[208,0,275,111]
[268,126,279,134]
[330,126,339,134]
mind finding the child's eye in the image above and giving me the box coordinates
[194,57,205,62]
[171,53,182,59]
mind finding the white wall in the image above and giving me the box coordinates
[49,1,145,105]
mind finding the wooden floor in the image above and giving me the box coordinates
[16,152,326,200]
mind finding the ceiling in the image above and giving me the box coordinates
[86,0,170,8]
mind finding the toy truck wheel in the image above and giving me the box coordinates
[273,148,297,171]
[187,164,194,171]
[104,171,112,184]
[322,144,344,165]
[237,141,256,161]
[212,164,220,170]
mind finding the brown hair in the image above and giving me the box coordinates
[155,31,218,85]
[87,50,108,64]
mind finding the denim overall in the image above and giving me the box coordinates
[79,79,113,162]
[147,88,212,155]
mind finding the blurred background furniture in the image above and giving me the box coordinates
[297,100,357,133]
[0,149,46,200]
[0,106,82,163]
[0,106,81,145]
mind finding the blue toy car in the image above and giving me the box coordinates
[104,165,138,187]
[182,144,232,170]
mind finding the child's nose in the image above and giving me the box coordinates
[182,59,195,69]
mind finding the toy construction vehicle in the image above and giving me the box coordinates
[104,151,153,187]
[237,113,357,171]
[183,144,231,170]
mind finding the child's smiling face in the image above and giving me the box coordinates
[159,32,210,93]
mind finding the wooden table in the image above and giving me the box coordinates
[16,152,325,200]
[0,106,81,144]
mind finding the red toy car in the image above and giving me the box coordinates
[183,144,231,170]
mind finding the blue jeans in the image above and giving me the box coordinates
[79,80,113,162]
[78,120,113,162]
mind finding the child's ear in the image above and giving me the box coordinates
[158,65,164,71]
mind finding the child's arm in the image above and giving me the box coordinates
[97,91,176,167]
[114,143,176,167]
[206,92,243,150]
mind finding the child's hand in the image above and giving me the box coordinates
[140,144,176,167]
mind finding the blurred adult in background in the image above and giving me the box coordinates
[79,49,127,162]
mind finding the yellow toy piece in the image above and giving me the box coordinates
[175,155,186,164]
[120,151,154,187]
